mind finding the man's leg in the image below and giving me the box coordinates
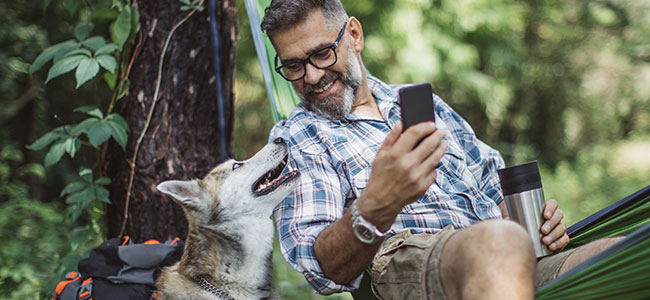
[558,236,624,274]
[439,220,537,300]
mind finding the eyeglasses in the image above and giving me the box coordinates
[274,19,348,82]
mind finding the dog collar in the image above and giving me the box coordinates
[196,277,235,300]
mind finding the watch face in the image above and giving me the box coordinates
[355,224,374,242]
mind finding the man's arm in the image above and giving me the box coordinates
[314,121,447,284]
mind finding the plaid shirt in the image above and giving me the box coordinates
[269,75,505,294]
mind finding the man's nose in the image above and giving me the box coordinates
[303,63,325,85]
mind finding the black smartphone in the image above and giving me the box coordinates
[398,82,435,131]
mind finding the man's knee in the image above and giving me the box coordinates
[464,219,535,258]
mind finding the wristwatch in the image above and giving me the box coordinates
[350,200,387,244]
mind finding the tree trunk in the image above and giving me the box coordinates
[104,0,237,242]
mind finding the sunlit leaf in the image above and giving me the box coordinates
[96,54,117,73]
[74,106,104,119]
[75,57,100,88]
[45,55,85,83]
[64,48,93,58]
[64,137,81,158]
[26,128,66,151]
[82,36,107,51]
[93,8,119,20]
[110,6,132,49]
[78,167,93,182]
[95,43,119,55]
[71,118,100,136]
[88,122,112,147]
[60,181,86,197]
[103,72,117,90]
[30,40,80,74]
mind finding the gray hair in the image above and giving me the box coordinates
[261,0,349,35]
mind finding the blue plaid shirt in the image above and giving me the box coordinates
[269,75,505,294]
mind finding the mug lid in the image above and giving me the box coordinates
[497,161,542,196]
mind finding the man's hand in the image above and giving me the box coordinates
[541,199,570,251]
[357,121,447,231]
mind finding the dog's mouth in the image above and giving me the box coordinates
[252,155,300,196]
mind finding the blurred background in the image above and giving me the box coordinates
[1,0,648,298]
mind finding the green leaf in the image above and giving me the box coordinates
[26,128,66,151]
[103,72,117,90]
[44,141,67,168]
[82,36,107,51]
[106,119,128,149]
[129,6,141,45]
[16,163,46,181]
[93,8,120,20]
[116,78,130,101]
[95,177,111,185]
[96,54,117,73]
[180,0,191,5]
[74,23,94,41]
[45,55,85,83]
[71,118,100,136]
[75,57,100,88]
[69,228,93,251]
[110,6,132,49]
[74,106,104,119]
[60,181,86,197]
[65,0,78,15]
[64,137,81,158]
[106,113,129,130]
[88,122,112,147]
[64,48,93,58]
[78,167,93,182]
[29,40,80,74]
[95,43,119,55]
[95,186,111,204]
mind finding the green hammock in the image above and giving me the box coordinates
[243,1,650,299]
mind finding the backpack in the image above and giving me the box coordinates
[52,236,183,300]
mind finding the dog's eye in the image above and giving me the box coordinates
[232,162,244,170]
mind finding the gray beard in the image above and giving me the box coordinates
[297,48,362,120]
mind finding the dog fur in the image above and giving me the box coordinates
[155,140,299,300]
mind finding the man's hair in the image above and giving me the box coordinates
[261,0,348,35]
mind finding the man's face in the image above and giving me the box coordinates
[271,9,363,120]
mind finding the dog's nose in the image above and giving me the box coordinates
[273,138,285,145]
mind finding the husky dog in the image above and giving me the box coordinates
[155,138,300,300]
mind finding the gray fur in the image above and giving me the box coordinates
[156,141,300,299]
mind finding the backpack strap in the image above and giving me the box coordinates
[52,272,81,300]
[78,277,93,300]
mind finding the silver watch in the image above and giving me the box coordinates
[350,201,386,244]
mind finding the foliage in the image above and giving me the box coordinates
[0,145,71,299]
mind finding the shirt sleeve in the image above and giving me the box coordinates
[433,95,506,205]
[269,122,362,295]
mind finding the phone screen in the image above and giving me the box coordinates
[398,82,435,131]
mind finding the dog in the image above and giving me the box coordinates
[155,138,300,299]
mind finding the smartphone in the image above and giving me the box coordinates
[398,82,435,131]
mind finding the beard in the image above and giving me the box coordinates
[296,47,363,120]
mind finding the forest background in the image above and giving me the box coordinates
[1,0,648,299]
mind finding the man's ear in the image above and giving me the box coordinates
[348,16,364,53]
[157,180,202,208]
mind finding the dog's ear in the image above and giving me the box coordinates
[157,180,202,208]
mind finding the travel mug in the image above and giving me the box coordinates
[497,161,553,258]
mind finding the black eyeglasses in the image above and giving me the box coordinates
[274,19,349,82]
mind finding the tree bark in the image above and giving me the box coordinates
[105,0,237,242]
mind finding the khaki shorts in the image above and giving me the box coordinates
[369,226,576,300]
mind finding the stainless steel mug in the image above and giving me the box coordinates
[497,161,552,258]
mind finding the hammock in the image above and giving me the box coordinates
[242,1,650,299]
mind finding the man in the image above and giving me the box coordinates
[261,1,620,299]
